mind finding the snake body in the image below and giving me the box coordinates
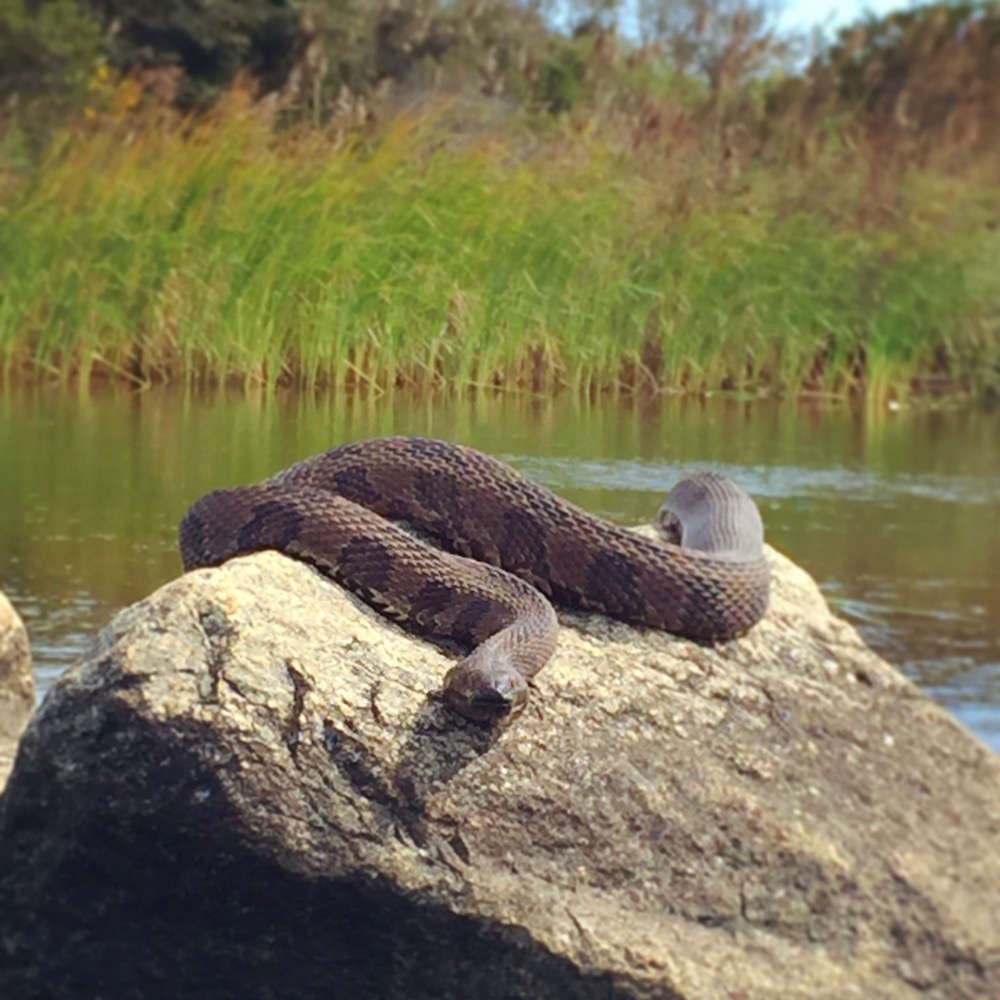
[180,436,770,722]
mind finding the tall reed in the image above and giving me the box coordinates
[0,91,996,397]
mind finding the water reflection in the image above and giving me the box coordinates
[0,385,997,750]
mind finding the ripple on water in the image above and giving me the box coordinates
[3,583,108,703]
[509,454,1000,507]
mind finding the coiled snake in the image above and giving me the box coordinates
[180,437,770,722]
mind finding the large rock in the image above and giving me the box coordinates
[0,539,998,1000]
[0,590,34,792]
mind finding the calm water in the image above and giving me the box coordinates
[1,386,997,751]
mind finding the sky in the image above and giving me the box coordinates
[777,0,914,34]
[603,0,922,46]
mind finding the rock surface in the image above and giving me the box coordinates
[0,590,34,793]
[0,539,998,1000]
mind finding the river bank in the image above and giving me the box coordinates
[2,96,998,401]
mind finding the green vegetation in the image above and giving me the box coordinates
[0,0,998,399]
[0,0,103,137]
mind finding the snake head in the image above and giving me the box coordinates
[441,656,529,725]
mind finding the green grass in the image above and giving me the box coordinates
[0,97,997,398]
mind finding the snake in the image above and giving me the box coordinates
[179,436,770,723]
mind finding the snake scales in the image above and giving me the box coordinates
[180,436,770,722]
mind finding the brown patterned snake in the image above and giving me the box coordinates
[180,436,770,723]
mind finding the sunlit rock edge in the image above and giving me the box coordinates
[0,590,34,793]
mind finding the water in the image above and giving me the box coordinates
[1,386,997,751]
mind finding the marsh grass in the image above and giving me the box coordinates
[1,92,997,398]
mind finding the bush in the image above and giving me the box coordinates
[78,0,300,104]
[0,0,103,109]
